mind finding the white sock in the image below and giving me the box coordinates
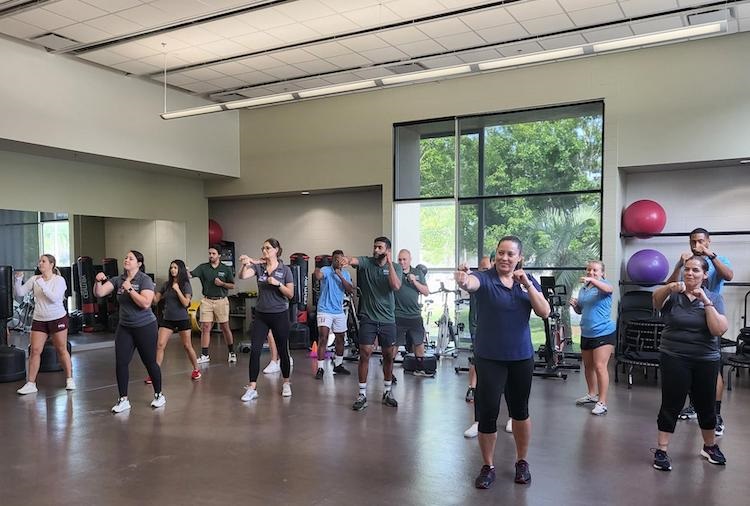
[384,380,392,393]
[317,360,324,369]
[334,355,344,366]
[359,383,367,396]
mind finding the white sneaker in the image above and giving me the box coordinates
[151,393,166,408]
[241,386,258,402]
[65,378,76,391]
[575,393,599,405]
[112,397,131,413]
[464,421,479,438]
[282,383,292,397]
[591,402,608,416]
[228,352,237,363]
[197,354,210,364]
[263,360,280,374]
[505,418,513,433]
[17,382,38,395]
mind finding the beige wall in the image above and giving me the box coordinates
[209,189,382,293]
[205,32,750,280]
[71,215,106,262]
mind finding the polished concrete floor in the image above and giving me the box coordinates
[1,333,749,506]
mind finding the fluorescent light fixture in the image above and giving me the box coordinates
[592,22,724,52]
[224,93,294,110]
[299,80,376,98]
[160,104,223,120]
[381,65,471,85]
[478,47,585,71]
[301,191,310,195]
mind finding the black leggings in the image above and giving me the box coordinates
[474,356,534,434]
[657,353,719,432]
[249,311,291,382]
[115,320,161,397]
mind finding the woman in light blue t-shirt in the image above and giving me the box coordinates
[570,260,616,416]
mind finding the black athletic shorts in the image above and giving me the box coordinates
[357,315,397,347]
[158,319,192,332]
[580,331,616,350]
[396,316,425,349]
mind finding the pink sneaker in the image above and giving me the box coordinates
[191,369,202,380]
[144,376,152,384]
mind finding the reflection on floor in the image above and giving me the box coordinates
[0,335,748,506]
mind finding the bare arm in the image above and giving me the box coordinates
[93,273,114,297]
[238,255,260,279]
[387,263,401,291]
[582,277,613,294]
[344,256,360,267]
[692,288,728,336]
[314,267,324,281]
[709,256,734,282]
[129,289,155,309]
[407,273,430,296]
[454,270,480,292]
[666,252,691,284]
[335,269,355,294]
[173,284,192,308]
[653,281,681,309]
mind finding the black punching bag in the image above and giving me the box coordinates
[77,257,96,332]
[288,253,310,349]
[0,265,26,382]
[102,258,119,330]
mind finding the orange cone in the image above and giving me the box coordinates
[309,341,318,357]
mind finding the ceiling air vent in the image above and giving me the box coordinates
[213,93,248,102]
[687,9,732,26]
[30,32,79,51]
[384,62,428,74]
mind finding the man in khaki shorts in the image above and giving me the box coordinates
[191,246,236,363]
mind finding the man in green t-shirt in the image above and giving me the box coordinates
[190,246,236,364]
[345,236,402,411]
[395,249,431,376]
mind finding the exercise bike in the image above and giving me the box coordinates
[533,276,580,379]
[427,282,462,359]
[7,292,34,334]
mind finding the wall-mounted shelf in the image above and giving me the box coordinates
[621,230,750,238]
[620,281,750,287]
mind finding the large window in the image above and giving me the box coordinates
[0,210,70,271]
[394,102,604,344]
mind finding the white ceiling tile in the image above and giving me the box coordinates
[236,87,272,98]
[522,13,576,35]
[739,18,750,31]
[140,53,188,68]
[568,4,624,26]
[294,77,331,89]
[264,82,303,93]
[342,5,402,28]
[136,34,191,52]
[352,67,395,79]
[168,26,225,45]
[457,48,501,63]
[206,76,247,89]
[507,0,564,21]
[737,5,750,18]
[263,64,308,79]
[323,71,362,83]
[179,67,227,81]
[78,48,130,66]
[304,41,351,58]
[171,46,218,64]
[240,9,296,31]
[200,39,249,58]
[208,61,253,75]
[293,59,340,74]
[159,73,197,86]
[631,16,684,35]
[84,14,143,35]
[201,17,257,38]
[231,31,284,51]
[677,0,713,6]
[45,0,108,22]
[14,9,75,31]
[303,14,361,34]
[275,0,336,22]
[539,32,588,50]
[272,48,317,64]
[339,34,390,51]
[325,52,373,67]
[180,81,223,94]
[151,0,212,18]
[377,26,430,45]
[239,54,285,69]
[439,0,488,8]
[434,31,485,50]
[619,0,678,18]
[84,0,142,13]
[108,42,161,60]
[55,23,111,43]
[116,4,173,27]
[418,18,471,38]
[234,70,276,85]
[358,46,409,63]
[0,17,45,39]
[265,23,321,44]
[397,38,446,57]
[476,23,529,43]
[386,0,446,18]
[111,59,162,75]
[459,8,515,31]
[581,24,634,43]
[420,54,465,68]
[320,0,383,12]
[558,0,615,10]
[497,41,545,57]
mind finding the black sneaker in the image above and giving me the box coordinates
[391,375,397,385]
[332,363,350,375]
[678,404,697,420]
[352,394,368,411]
[514,459,531,484]
[715,415,725,437]
[382,390,398,408]
[474,465,496,489]
[315,368,324,380]
[701,444,727,465]
[465,387,475,403]
[652,449,672,471]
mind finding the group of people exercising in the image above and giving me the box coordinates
[10,227,734,488]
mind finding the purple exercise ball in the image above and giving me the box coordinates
[627,249,669,284]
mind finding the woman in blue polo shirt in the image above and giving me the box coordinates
[454,236,550,489]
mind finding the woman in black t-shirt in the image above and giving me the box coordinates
[651,256,729,471]
[153,259,200,381]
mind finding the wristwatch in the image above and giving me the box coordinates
[708,253,717,260]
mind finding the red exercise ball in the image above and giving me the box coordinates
[622,200,667,237]
[208,219,223,245]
